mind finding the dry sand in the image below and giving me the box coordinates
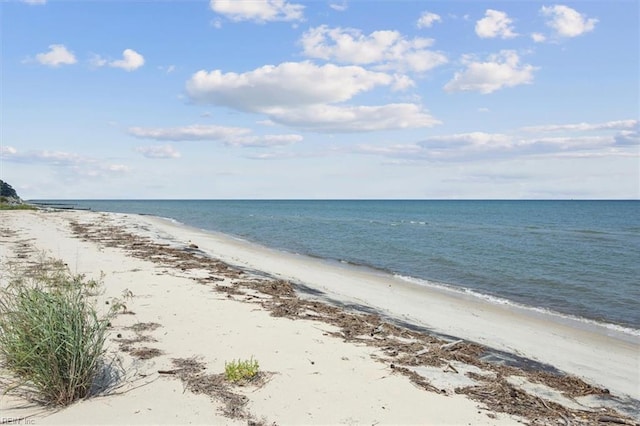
[0,209,638,425]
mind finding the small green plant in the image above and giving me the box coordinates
[0,260,114,405]
[224,357,259,384]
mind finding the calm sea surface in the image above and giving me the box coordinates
[47,200,640,333]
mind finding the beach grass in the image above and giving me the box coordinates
[0,259,112,405]
[224,357,259,384]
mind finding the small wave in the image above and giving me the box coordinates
[160,216,184,226]
[394,274,640,337]
[573,229,609,235]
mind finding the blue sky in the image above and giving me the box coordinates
[1,0,638,199]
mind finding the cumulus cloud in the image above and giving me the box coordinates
[300,26,447,73]
[541,5,597,38]
[136,144,182,159]
[475,9,517,39]
[128,124,250,141]
[210,0,304,22]
[35,44,77,67]
[110,49,145,71]
[186,61,397,111]
[267,103,440,133]
[417,12,442,29]
[444,50,536,94]
[185,61,439,132]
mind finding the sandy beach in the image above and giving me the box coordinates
[1,209,638,425]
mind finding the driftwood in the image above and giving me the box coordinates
[597,415,636,425]
[441,339,464,351]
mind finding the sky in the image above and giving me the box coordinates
[1,0,638,199]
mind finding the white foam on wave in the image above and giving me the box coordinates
[157,215,183,226]
[394,274,640,338]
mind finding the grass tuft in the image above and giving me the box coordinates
[224,357,259,384]
[0,260,113,405]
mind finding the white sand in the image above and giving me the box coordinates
[1,209,638,425]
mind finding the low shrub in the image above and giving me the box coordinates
[0,203,37,211]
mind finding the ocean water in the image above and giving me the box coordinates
[47,200,640,333]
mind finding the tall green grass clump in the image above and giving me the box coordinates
[0,261,111,405]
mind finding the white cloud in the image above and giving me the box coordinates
[1,147,131,182]
[225,134,303,147]
[522,119,638,133]
[103,164,130,174]
[355,134,612,162]
[353,118,637,163]
[136,144,182,159]
[0,146,18,156]
[89,53,108,68]
[420,132,512,149]
[1,148,92,166]
[475,9,517,39]
[300,26,447,73]
[257,119,276,126]
[531,33,546,43]
[185,61,440,132]
[29,150,88,165]
[417,12,442,29]
[20,0,46,4]
[186,61,397,111]
[444,50,536,94]
[158,65,176,73]
[35,44,77,67]
[128,124,302,147]
[614,130,640,146]
[541,5,597,38]
[210,0,304,23]
[128,124,251,141]
[110,49,145,71]
[329,1,348,12]
[267,103,440,133]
